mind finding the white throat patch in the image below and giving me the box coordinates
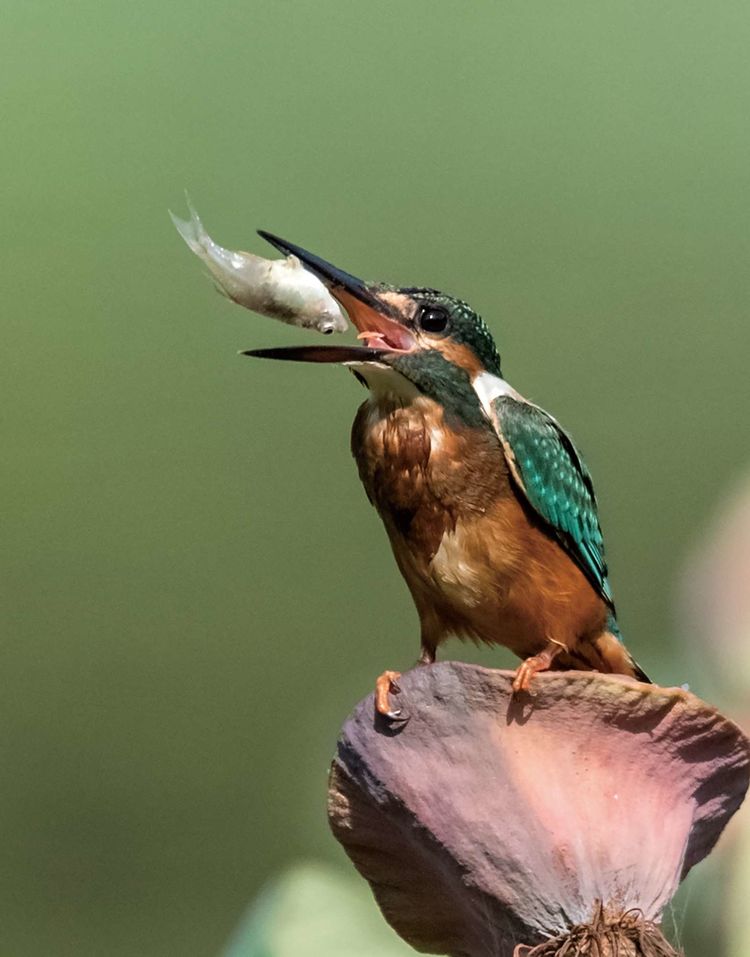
[471,371,520,418]
[345,361,421,403]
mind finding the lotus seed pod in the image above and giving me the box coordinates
[328,663,749,957]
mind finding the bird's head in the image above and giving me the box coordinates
[243,233,505,427]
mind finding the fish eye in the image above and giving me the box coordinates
[416,305,450,336]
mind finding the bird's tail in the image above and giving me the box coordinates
[605,612,651,684]
[628,655,652,684]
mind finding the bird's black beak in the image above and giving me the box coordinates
[241,232,416,364]
[240,344,389,363]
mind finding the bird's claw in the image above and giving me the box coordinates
[512,643,563,694]
[375,670,404,720]
[512,661,537,695]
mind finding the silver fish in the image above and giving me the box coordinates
[170,198,348,335]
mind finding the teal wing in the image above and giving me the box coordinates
[491,395,614,610]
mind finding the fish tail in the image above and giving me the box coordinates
[169,190,206,254]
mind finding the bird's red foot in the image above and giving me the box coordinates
[512,642,562,694]
[375,670,402,719]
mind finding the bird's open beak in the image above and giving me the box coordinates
[241,232,416,364]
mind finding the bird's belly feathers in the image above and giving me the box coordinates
[351,394,607,655]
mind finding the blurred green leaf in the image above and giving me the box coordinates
[221,862,415,957]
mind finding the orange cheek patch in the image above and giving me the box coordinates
[431,340,484,376]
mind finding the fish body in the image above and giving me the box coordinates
[170,200,348,335]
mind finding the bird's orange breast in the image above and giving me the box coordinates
[351,391,608,660]
[351,392,507,556]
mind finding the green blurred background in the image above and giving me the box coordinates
[2,2,749,954]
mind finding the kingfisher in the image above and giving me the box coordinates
[244,233,650,717]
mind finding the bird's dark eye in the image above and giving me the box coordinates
[416,305,450,335]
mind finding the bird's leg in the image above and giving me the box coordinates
[512,638,566,693]
[375,642,436,719]
[375,670,403,719]
[418,642,436,666]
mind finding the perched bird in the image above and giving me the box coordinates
[244,233,650,717]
